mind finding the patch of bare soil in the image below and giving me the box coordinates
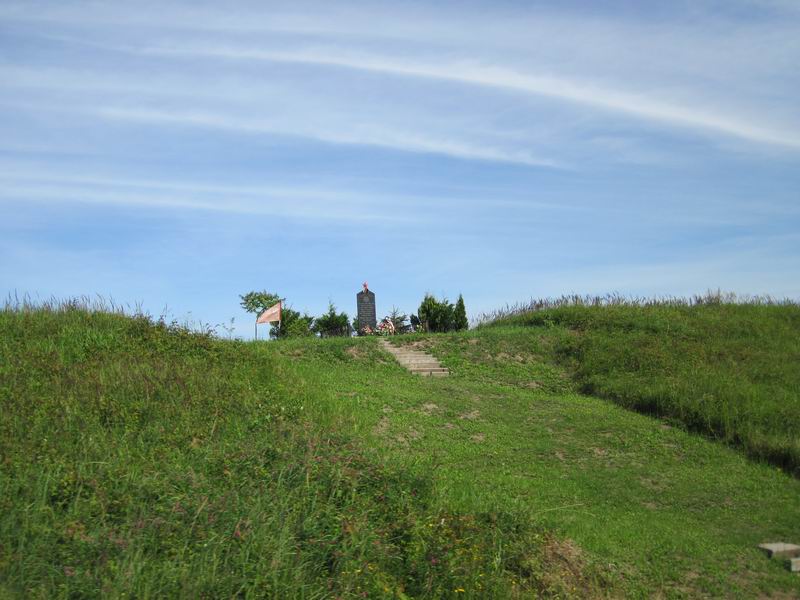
[345,346,364,359]
[418,402,439,415]
[407,340,431,351]
[470,433,485,443]
[496,351,529,363]
[393,434,408,446]
[540,536,605,599]
[639,477,668,492]
[373,417,390,437]
[458,409,480,420]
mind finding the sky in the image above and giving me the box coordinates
[1,0,799,337]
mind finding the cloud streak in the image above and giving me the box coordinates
[0,166,579,223]
[93,106,560,168]
[0,171,407,222]
[144,44,800,149]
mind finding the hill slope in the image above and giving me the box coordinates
[2,302,800,598]
[483,301,800,474]
[0,305,595,598]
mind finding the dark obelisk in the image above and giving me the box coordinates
[356,282,377,330]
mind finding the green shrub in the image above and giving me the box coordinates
[312,302,350,337]
[418,294,455,333]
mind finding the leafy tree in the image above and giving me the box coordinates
[240,290,311,339]
[313,302,350,337]
[417,293,455,333]
[284,314,315,338]
[417,294,436,332]
[240,290,281,315]
[454,294,469,331]
[272,308,314,339]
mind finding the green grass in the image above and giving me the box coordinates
[0,305,595,598]
[302,328,800,597]
[484,301,800,475]
[2,300,800,597]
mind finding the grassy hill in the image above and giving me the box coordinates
[1,299,799,598]
[479,296,800,475]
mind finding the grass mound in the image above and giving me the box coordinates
[0,304,594,598]
[484,296,800,474]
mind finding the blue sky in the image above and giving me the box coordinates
[1,0,799,337]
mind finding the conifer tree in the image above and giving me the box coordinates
[454,294,469,331]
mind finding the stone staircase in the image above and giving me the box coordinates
[379,339,449,377]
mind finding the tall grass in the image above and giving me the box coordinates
[474,290,796,327]
[0,299,575,598]
[482,293,800,475]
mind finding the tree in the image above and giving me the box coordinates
[454,294,469,331]
[313,302,350,337]
[284,314,314,338]
[240,290,280,315]
[388,306,409,333]
[417,293,455,333]
[239,290,311,339]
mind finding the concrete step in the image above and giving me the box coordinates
[396,359,438,364]
[386,355,441,362]
[759,543,800,559]
[379,339,449,377]
[398,360,442,365]
[397,358,442,364]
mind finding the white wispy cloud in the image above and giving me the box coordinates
[93,106,560,168]
[3,1,798,165]
[0,162,590,223]
[0,171,406,222]
[143,44,800,149]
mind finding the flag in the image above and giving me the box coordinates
[256,301,282,324]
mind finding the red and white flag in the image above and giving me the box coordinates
[256,301,282,324]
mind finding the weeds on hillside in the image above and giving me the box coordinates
[3,292,226,338]
[479,295,800,476]
[0,302,598,597]
[474,290,797,327]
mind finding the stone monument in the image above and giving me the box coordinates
[356,282,377,330]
